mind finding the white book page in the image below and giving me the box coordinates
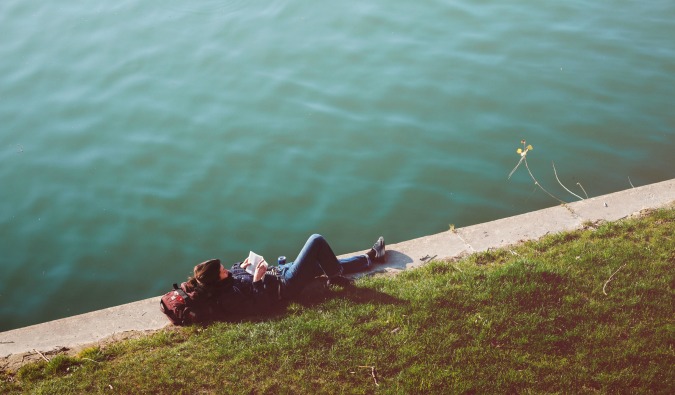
[245,251,267,274]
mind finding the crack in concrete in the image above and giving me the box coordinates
[453,230,475,253]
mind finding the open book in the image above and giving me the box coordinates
[245,251,268,275]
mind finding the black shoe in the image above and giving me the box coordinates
[326,275,354,287]
[370,236,386,263]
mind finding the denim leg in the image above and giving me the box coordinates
[280,234,367,295]
[281,234,340,284]
[339,254,371,274]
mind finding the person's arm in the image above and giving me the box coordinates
[240,258,267,282]
[236,260,275,308]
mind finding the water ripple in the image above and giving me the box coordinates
[1,0,674,331]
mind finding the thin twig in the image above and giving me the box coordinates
[603,264,627,296]
[524,158,566,204]
[81,358,100,364]
[370,367,379,386]
[576,183,589,199]
[628,177,635,188]
[552,161,584,200]
[451,263,463,273]
[34,349,50,362]
[508,156,526,179]
[358,366,380,386]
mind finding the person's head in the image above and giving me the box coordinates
[193,258,223,286]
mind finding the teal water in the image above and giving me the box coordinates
[1,0,673,331]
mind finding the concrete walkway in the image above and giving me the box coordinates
[1,179,673,367]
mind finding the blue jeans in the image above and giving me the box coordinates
[278,234,370,295]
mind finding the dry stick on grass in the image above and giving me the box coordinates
[34,349,50,363]
[603,263,628,296]
[81,358,100,364]
[552,161,585,200]
[358,366,380,386]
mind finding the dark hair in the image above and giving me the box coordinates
[185,259,221,295]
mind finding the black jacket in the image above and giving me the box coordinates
[185,263,281,322]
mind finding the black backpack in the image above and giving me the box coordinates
[159,283,198,325]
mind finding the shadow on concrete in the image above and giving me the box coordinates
[379,249,415,270]
[349,249,416,278]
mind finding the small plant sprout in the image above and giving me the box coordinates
[508,140,533,180]
[508,140,566,204]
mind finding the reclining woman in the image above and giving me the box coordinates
[176,234,385,323]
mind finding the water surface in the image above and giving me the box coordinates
[1,0,674,331]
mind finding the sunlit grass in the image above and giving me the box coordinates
[2,208,673,394]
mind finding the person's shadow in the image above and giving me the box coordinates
[293,278,406,308]
[210,277,407,325]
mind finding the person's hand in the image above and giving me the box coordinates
[240,258,250,269]
[252,260,267,282]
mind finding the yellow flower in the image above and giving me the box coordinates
[517,148,523,154]
[527,145,533,150]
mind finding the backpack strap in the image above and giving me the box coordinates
[173,283,191,301]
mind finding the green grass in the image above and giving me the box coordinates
[2,208,674,394]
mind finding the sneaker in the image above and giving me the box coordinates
[370,236,386,263]
[326,275,354,287]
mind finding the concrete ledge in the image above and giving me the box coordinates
[352,178,673,276]
[2,178,673,364]
[0,297,169,368]
[456,205,581,253]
